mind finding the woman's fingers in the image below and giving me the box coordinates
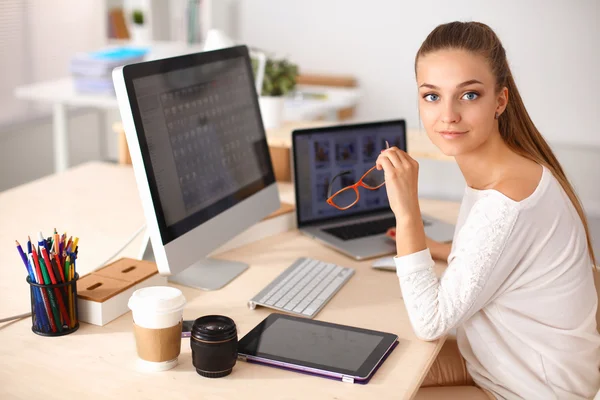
[378,147,409,169]
[377,147,419,174]
[377,156,395,174]
[392,148,419,171]
[382,149,404,169]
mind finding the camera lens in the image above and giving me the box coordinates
[190,315,237,378]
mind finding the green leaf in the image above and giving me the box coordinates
[132,9,144,25]
[260,56,299,97]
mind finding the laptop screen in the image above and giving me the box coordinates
[293,120,406,226]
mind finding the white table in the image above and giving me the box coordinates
[15,78,361,173]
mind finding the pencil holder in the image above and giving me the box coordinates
[26,274,80,336]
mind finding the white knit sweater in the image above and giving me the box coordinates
[394,165,600,399]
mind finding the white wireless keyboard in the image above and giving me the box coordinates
[248,257,355,319]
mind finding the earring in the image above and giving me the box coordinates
[494,112,499,120]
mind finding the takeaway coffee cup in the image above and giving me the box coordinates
[128,286,186,372]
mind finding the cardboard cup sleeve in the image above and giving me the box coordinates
[133,320,182,363]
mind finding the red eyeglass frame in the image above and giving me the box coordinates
[326,166,385,210]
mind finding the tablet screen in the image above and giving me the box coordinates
[255,318,383,371]
[238,314,398,380]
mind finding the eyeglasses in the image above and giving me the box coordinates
[326,141,389,210]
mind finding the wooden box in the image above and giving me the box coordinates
[77,258,167,326]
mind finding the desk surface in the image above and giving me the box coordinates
[0,162,460,400]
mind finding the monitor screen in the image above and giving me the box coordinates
[293,121,405,226]
[125,48,274,244]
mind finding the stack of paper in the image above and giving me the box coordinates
[70,47,148,94]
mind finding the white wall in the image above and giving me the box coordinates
[237,0,599,147]
[236,0,600,214]
[27,0,107,83]
[0,110,104,192]
[1,0,598,213]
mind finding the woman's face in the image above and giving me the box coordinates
[416,49,507,157]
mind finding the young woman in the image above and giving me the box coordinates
[377,21,600,399]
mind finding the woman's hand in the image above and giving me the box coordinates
[376,147,421,222]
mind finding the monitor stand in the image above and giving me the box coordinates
[139,232,248,291]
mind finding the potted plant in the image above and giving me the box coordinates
[130,9,148,44]
[256,57,299,130]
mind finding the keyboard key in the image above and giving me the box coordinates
[302,306,317,316]
[258,258,307,303]
[267,259,318,305]
[249,257,355,319]
[274,261,323,308]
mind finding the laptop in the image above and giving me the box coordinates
[292,119,455,260]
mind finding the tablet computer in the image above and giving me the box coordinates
[237,313,398,384]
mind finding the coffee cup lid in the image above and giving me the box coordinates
[128,286,186,315]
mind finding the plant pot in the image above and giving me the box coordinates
[130,25,150,45]
[259,96,285,130]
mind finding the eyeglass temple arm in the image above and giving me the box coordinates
[327,170,352,198]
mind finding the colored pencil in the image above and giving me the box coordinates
[37,254,62,332]
[39,245,70,327]
[30,247,55,333]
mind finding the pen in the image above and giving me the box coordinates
[15,240,29,273]
[39,245,71,327]
[35,246,50,286]
[65,236,72,257]
[64,254,74,327]
[16,240,40,328]
[27,254,49,332]
[53,252,66,283]
[72,237,79,254]
[32,244,57,332]
[51,254,70,326]
[50,257,62,284]
[37,232,47,254]
[40,244,58,284]
[59,236,65,265]
[53,229,60,259]
[64,254,70,281]
[37,253,61,332]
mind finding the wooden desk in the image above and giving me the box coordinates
[0,162,460,400]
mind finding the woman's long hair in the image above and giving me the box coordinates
[415,21,596,267]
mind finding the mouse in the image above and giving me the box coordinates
[371,256,396,271]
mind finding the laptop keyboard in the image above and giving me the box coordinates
[323,217,431,241]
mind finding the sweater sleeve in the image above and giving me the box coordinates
[394,194,520,341]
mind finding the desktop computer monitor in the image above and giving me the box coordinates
[112,45,280,290]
